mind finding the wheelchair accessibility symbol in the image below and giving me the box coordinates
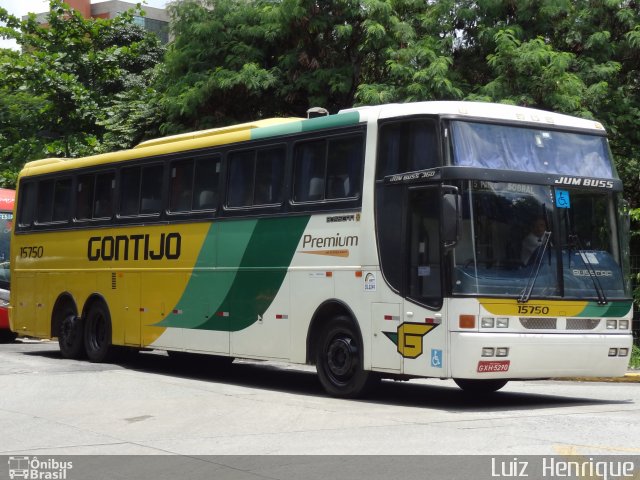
[431,349,442,368]
[555,189,571,209]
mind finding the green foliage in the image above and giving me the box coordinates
[156,0,640,205]
[158,0,464,131]
[630,345,640,369]
[0,0,165,185]
[2,0,640,235]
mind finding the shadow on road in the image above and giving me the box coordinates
[17,341,630,413]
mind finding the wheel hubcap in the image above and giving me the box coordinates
[327,336,356,378]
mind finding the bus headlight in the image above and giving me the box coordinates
[482,347,495,357]
[497,318,509,328]
[481,317,494,328]
[618,320,629,330]
[606,320,617,329]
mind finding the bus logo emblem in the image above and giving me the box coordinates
[383,322,439,359]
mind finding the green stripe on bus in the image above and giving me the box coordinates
[198,215,310,331]
[250,122,302,140]
[301,111,361,132]
[157,215,310,331]
[250,111,360,140]
[578,301,632,318]
[155,219,258,328]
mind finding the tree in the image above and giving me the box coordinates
[0,0,165,186]
[159,0,282,131]
[158,0,462,132]
[447,0,640,208]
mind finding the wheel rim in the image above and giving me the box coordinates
[325,333,358,385]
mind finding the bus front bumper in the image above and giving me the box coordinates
[450,332,633,379]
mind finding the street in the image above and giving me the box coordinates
[0,339,639,456]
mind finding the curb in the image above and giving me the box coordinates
[555,372,640,383]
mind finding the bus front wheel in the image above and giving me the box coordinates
[84,302,112,363]
[58,314,84,359]
[315,316,378,398]
[454,379,508,393]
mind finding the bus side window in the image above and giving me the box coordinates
[120,167,141,216]
[140,165,163,214]
[193,156,220,210]
[52,178,71,222]
[170,159,194,212]
[255,146,284,205]
[36,178,71,224]
[326,135,363,199]
[93,172,114,219]
[120,164,162,216]
[228,146,284,208]
[36,180,55,223]
[294,134,363,203]
[76,174,95,220]
[294,140,325,202]
[228,150,255,208]
[377,119,439,179]
[17,182,36,228]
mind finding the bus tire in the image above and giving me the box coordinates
[315,315,377,398]
[58,314,84,359]
[0,330,18,343]
[84,302,112,363]
[454,378,508,393]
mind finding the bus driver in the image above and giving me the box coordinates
[521,217,547,265]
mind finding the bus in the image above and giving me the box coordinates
[0,188,15,343]
[9,102,633,397]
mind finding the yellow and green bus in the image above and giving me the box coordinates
[9,102,633,397]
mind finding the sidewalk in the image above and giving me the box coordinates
[557,370,640,383]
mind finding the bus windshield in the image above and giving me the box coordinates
[452,181,629,300]
[451,121,614,177]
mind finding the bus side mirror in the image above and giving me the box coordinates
[442,189,461,249]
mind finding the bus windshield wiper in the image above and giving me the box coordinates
[569,234,608,305]
[518,231,552,303]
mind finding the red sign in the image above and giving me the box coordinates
[0,188,14,211]
[477,360,510,373]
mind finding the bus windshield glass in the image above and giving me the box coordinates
[452,181,628,300]
[451,121,613,177]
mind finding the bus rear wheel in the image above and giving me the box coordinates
[315,316,377,398]
[84,302,112,363]
[454,379,508,394]
[0,330,18,343]
[58,314,84,359]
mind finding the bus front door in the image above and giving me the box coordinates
[402,186,448,378]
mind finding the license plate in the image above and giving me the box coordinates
[477,360,510,373]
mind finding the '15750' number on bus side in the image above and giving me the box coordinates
[20,246,44,259]
[517,305,550,315]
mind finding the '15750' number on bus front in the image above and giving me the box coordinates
[20,246,44,259]
[517,305,550,315]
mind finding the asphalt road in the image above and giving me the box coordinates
[1,339,639,457]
